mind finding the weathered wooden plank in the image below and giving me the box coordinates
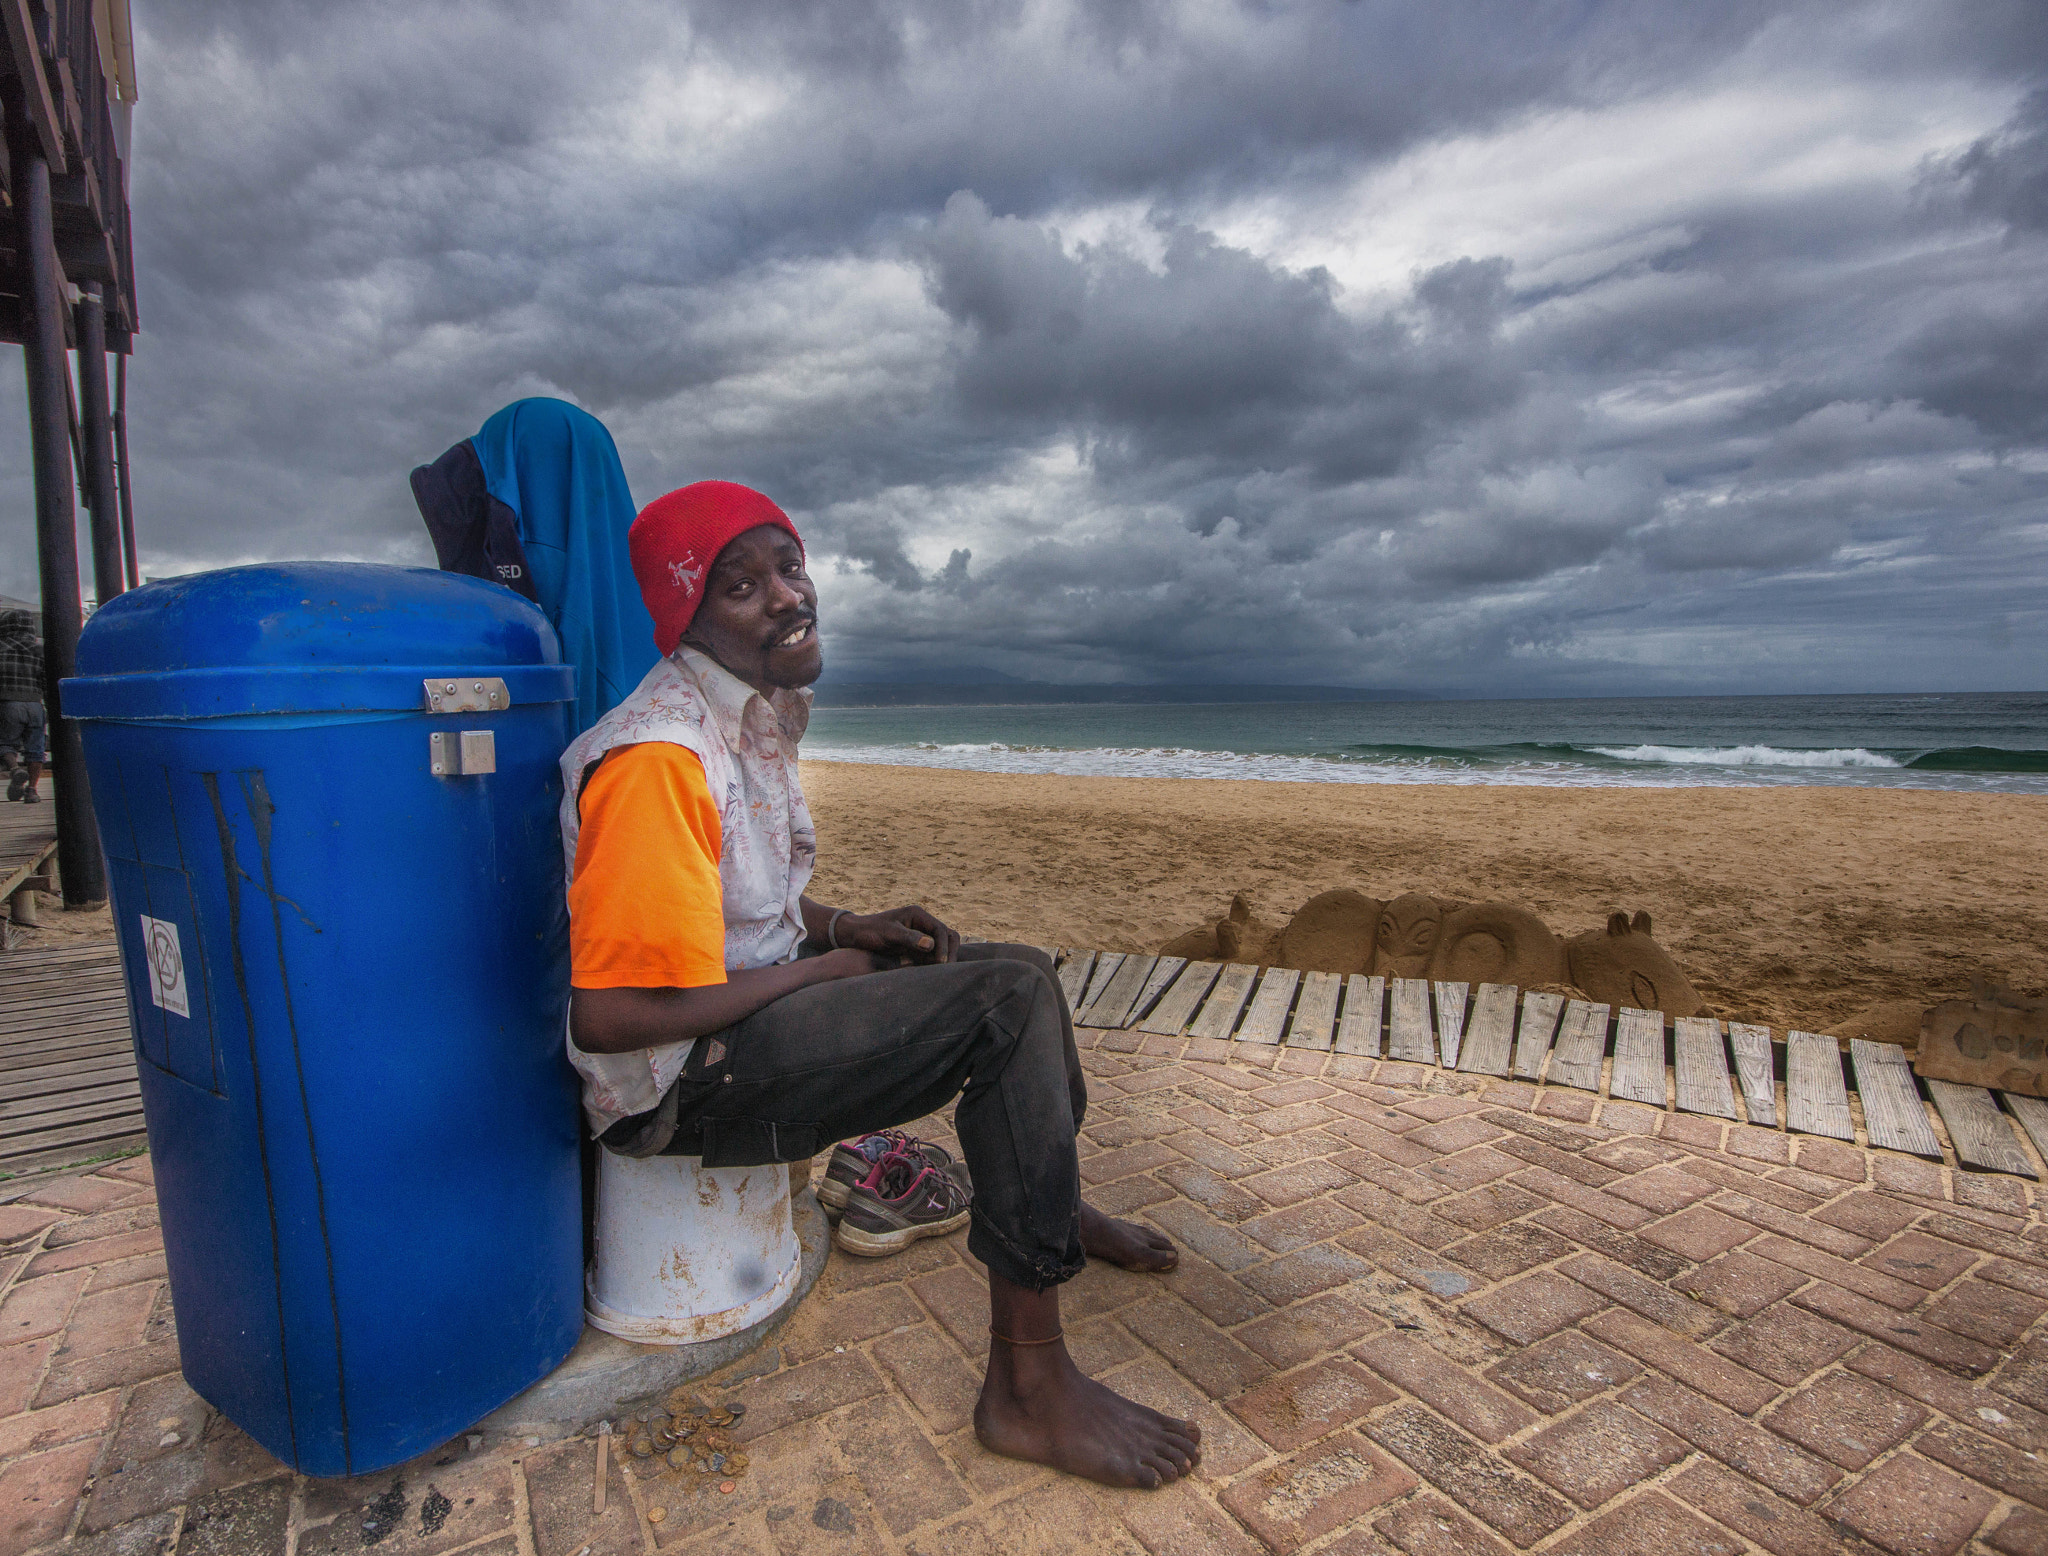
[1387,978,1435,1065]
[1288,972,1342,1049]
[0,1056,138,1102]
[0,1117,148,1167]
[0,1079,141,1124]
[1786,1030,1854,1141]
[1124,957,1187,1028]
[1849,1041,1943,1159]
[1138,961,1221,1036]
[1547,1001,1612,1093]
[1055,949,1095,1010]
[1334,975,1384,1057]
[1455,984,1517,1077]
[1077,952,1126,1015]
[1186,963,1259,1043]
[1926,1079,2037,1177]
[1078,953,1156,1028]
[1611,1007,1668,1107]
[0,1092,151,1143]
[0,1029,133,1058]
[1728,1023,1778,1129]
[2004,1093,2048,1169]
[1673,1017,1737,1119]
[1510,991,1564,1082]
[1236,967,1302,1046]
[1433,982,1470,1070]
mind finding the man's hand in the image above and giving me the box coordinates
[837,905,960,965]
[571,949,884,1055]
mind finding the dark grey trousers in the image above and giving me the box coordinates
[601,944,1088,1291]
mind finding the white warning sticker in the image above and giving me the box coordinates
[140,914,190,1018]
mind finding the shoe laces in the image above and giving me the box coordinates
[873,1151,966,1212]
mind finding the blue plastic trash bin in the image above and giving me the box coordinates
[62,561,583,1477]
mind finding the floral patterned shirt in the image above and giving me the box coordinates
[557,646,815,1132]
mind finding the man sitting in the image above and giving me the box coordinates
[561,482,1200,1489]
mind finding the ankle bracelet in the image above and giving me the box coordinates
[988,1328,1064,1346]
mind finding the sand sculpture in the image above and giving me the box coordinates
[1916,979,2048,1097]
[1160,891,1704,1017]
[1562,911,1701,1018]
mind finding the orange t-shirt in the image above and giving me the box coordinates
[568,743,728,990]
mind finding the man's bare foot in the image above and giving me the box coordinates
[975,1336,1201,1488]
[1079,1202,1177,1272]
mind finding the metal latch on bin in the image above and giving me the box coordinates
[430,730,497,777]
[424,677,508,713]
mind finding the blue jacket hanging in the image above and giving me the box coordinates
[411,398,659,734]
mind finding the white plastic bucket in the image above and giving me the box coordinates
[585,1152,802,1345]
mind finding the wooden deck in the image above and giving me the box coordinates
[0,781,146,1177]
[0,778,57,908]
[0,939,142,1176]
[1056,947,2048,1180]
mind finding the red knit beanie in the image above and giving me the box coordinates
[630,481,806,655]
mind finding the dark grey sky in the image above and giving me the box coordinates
[5,0,2045,694]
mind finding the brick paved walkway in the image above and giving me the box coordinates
[6,1030,2048,1555]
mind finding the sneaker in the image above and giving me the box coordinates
[20,787,38,804]
[833,1152,972,1258]
[4,769,23,801]
[820,1130,965,1219]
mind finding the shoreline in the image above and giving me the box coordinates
[802,759,2048,1035]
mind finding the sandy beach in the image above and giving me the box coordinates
[804,761,2048,1035]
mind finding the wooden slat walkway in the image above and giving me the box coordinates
[1433,982,1469,1070]
[1511,991,1562,1082]
[0,779,58,905]
[1674,1017,1736,1119]
[1927,1080,2036,1177]
[0,939,144,1176]
[1611,1007,1667,1106]
[1729,1023,1778,1128]
[1234,967,1300,1046]
[1138,961,1218,1037]
[1850,1040,1942,1159]
[1334,975,1382,1058]
[1548,1000,1610,1093]
[1787,1030,1854,1142]
[1457,984,1516,1078]
[1387,979,1434,1065]
[1055,947,2048,1178]
[1289,972,1341,1051]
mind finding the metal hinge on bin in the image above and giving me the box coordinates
[424,677,508,713]
[430,731,497,777]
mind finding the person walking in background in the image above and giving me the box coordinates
[0,609,46,804]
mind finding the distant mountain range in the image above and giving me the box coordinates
[810,680,1421,707]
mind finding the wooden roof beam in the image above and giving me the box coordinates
[1,0,66,174]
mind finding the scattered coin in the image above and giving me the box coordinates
[719,1481,735,1494]
[666,1447,690,1469]
[727,1403,747,1419]
[648,1507,666,1524]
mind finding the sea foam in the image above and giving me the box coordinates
[1585,744,1902,768]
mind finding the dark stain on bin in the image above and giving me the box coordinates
[203,769,302,1472]
[243,768,355,1475]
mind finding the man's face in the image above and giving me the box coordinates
[679,524,822,693]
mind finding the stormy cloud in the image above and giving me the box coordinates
[3,0,2044,693]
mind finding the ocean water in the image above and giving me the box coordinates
[803,691,2048,793]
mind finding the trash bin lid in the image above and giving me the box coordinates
[64,561,576,719]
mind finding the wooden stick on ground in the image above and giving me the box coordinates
[594,1421,609,1513]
